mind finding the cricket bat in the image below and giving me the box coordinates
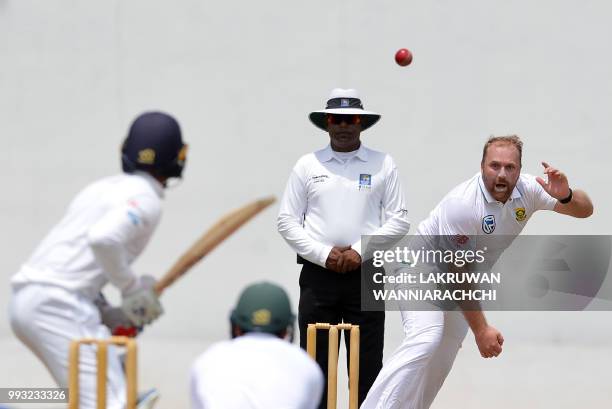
[154,196,276,295]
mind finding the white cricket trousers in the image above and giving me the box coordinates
[360,309,469,409]
[9,284,127,409]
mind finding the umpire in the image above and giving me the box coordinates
[277,88,411,407]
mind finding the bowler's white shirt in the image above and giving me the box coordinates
[190,333,324,409]
[277,144,410,266]
[417,173,557,260]
[11,172,163,299]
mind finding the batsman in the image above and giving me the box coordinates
[8,112,188,409]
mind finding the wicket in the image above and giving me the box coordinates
[306,323,360,409]
[68,336,138,409]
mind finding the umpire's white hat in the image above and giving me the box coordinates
[309,88,381,132]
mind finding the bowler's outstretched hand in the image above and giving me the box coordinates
[536,162,570,200]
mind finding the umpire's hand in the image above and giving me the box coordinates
[325,246,350,272]
[326,246,361,273]
[336,249,361,273]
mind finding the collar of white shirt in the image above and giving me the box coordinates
[134,170,165,198]
[240,332,278,340]
[478,173,521,204]
[319,144,369,163]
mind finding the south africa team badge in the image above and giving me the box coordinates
[515,207,526,222]
[482,215,496,234]
[359,174,372,190]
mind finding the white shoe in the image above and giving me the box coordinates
[136,388,159,409]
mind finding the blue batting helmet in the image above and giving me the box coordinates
[121,112,187,178]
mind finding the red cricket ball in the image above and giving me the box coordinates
[395,48,413,66]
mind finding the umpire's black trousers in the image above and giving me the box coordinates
[298,259,385,409]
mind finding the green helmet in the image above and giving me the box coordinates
[230,282,295,335]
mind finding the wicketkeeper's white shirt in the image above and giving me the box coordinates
[11,171,163,299]
[190,333,324,409]
[277,144,411,266]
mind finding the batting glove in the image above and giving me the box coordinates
[121,275,164,327]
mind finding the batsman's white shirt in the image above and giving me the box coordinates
[190,333,324,409]
[9,171,163,409]
[11,171,163,299]
[361,172,557,409]
[277,144,410,266]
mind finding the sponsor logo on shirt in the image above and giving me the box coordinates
[359,174,372,190]
[127,210,141,226]
[515,207,526,222]
[482,215,496,234]
[452,235,470,245]
[127,199,142,226]
[311,175,329,184]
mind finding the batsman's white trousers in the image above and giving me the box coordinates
[360,309,469,409]
[9,284,127,409]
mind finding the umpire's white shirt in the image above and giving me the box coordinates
[277,144,410,266]
[190,333,324,409]
[11,171,163,299]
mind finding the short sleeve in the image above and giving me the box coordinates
[436,197,479,251]
[438,197,479,236]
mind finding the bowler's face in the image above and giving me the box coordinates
[481,143,521,203]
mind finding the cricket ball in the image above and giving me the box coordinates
[395,48,413,66]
